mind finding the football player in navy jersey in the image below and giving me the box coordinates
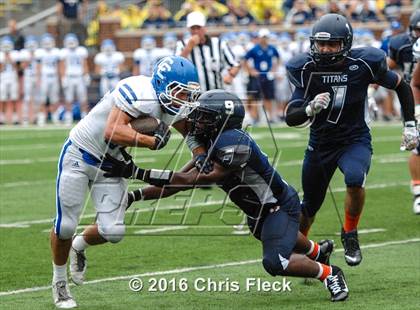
[285,14,418,266]
[100,90,350,302]
[388,10,420,215]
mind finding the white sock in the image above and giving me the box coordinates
[72,235,90,252]
[52,262,67,283]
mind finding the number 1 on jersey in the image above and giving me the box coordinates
[327,85,347,124]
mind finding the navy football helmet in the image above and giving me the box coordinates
[188,89,245,140]
[310,14,353,65]
[409,10,420,40]
[151,56,200,115]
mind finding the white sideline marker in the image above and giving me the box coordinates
[0,238,418,297]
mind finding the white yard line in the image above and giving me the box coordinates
[0,238,418,297]
[334,228,387,235]
[134,226,189,234]
[0,157,157,165]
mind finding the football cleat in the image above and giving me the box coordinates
[324,265,349,302]
[52,280,77,308]
[316,239,334,265]
[69,247,87,285]
[341,228,362,266]
[413,195,420,215]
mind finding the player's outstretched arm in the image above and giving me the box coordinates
[104,106,157,149]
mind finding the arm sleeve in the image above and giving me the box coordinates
[395,79,415,122]
[285,87,311,127]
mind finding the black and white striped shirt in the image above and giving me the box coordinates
[175,35,239,91]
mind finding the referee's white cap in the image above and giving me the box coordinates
[258,28,270,38]
[187,11,206,28]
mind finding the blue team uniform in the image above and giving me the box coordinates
[388,32,416,82]
[208,128,300,272]
[245,44,280,100]
[286,46,400,217]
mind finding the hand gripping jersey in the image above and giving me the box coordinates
[69,75,186,160]
[286,46,399,147]
[208,129,295,219]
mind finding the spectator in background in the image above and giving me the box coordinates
[197,0,229,25]
[243,28,280,124]
[380,20,403,54]
[328,1,346,15]
[174,0,196,25]
[57,0,88,46]
[142,0,175,29]
[383,0,402,21]
[226,0,256,25]
[248,0,284,24]
[285,0,312,25]
[352,0,380,22]
[7,19,24,50]
[85,0,110,47]
[121,4,143,29]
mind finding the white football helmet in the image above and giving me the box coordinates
[41,33,55,49]
[24,35,38,51]
[0,36,14,52]
[101,39,116,54]
[64,33,79,49]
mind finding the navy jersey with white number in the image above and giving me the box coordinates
[208,129,297,219]
[286,46,399,147]
[388,32,416,82]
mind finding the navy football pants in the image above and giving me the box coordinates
[301,142,372,218]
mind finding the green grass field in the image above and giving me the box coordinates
[1,123,419,309]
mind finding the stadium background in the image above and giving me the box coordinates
[0,1,419,309]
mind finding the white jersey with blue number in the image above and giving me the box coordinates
[60,46,88,77]
[69,75,186,159]
[35,48,61,77]
[94,51,125,77]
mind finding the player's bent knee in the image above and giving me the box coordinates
[345,170,366,187]
[98,224,125,243]
[262,255,288,277]
[56,218,77,240]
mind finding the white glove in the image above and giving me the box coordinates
[305,92,330,117]
[84,74,91,86]
[415,104,420,123]
[61,77,68,88]
[400,121,419,151]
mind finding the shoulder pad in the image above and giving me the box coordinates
[213,130,251,169]
[389,33,410,50]
[286,53,313,89]
[350,47,387,80]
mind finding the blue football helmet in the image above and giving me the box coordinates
[64,33,79,49]
[151,56,200,115]
[101,39,116,54]
[0,36,14,52]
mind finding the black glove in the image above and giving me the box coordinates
[126,189,143,210]
[100,150,173,186]
[100,149,145,179]
[153,122,171,150]
[194,153,214,174]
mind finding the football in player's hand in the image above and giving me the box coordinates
[130,116,160,135]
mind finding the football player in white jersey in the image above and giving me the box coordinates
[35,33,61,126]
[60,33,90,125]
[0,36,20,124]
[410,38,420,214]
[94,39,125,97]
[159,32,177,58]
[132,35,160,76]
[50,56,202,308]
[20,36,39,125]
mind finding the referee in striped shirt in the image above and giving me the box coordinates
[175,11,240,91]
